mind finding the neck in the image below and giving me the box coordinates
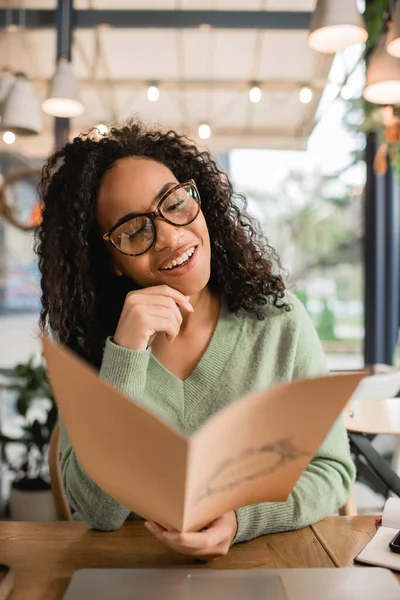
[180,286,220,332]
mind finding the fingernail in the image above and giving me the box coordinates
[144,522,153,532]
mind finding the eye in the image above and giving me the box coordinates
[133,223,152,239]
[120,219,152,241]
[130,226,145,238]
[165,198,186,212]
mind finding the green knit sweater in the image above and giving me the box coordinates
[59,292,355,544]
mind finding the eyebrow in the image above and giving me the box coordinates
[110,181,177,229]
[155,182,176,203]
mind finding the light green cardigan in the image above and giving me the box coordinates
[59,292,355,543]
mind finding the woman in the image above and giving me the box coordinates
[36,121,355,560]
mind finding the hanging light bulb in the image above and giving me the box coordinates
[147,85,160,102]
[198,123,211,139]
[42,57,84,118]
[249,86,262,103]
[387,3,400,58]
[364,33,400,105]
[299,87,313,104]
[3,131,16,144]
[308,0,368,54]
[0,73,42,135]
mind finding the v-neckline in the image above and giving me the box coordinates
[149,299,244,391]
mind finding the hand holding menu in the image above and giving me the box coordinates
[41,336,395,533]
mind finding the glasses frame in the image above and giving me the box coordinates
[102,179,201,257]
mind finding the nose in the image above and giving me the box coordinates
[153,218,183,252]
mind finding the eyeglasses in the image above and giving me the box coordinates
[102,179,201,256]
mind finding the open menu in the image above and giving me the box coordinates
[42,336,398,533]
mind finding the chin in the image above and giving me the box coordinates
[164,268,211,297]
[172,277,210,297]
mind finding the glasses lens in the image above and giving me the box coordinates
[112,216,154,255]
[160,183,200,225]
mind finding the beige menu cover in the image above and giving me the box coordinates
[42,335,366,532]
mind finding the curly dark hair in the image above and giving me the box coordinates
[36,120,288,368]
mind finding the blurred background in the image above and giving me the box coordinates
[0,0,399,521]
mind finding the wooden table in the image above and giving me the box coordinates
[0,516,397,600]
[312,515,400,583]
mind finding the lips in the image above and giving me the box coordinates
[158,244,198,271]
[157,246,199,277]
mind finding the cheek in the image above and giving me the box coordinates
[111,248,153,286]
[196,212,211,250]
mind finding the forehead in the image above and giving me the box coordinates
[97,157,178,222]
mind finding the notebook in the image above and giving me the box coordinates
[355,498,400,571]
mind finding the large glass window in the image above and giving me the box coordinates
[230,45,365,371]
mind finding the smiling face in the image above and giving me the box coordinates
[96,157,212,296]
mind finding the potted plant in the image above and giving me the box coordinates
[0,358,58,520]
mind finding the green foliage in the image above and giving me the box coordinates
[317,299,337,341]
[244,168,361,282]
[357,1,400,178]
[365,0,390,54]
[391,148,400,174]
[0,357,57,482]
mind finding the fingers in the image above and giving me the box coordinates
[161,527,225,550]
[129,285,193,313]
[144,518,231,560]
[132,296,183,330]
[144,311,181,342]
[115,284,193,350]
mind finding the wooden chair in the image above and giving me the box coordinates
[48,421,72,521]
[339,364,400,517]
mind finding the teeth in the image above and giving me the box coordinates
[161,247,195,270]
[176,253,188,265]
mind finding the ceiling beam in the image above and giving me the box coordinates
[0,9,312,30]
[30,78,326,92]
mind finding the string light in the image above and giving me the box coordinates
[3,131,16,144]
[249,86,262,103]
[147,85,160,102]
[299,87,313,104]
[96,123,109,136]
[198,123,211,139]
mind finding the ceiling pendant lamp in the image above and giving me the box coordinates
[387,2,400,58]
[42,57,84,118]
[308,0,368,54]
[0,72,42,135]
[364,33,400,105]
[0,69,15,107]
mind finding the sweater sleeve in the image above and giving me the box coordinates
[59,338,151,531]
[233,298,356,544]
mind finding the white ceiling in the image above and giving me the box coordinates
[0,0,334,157]
[1,1,317,9]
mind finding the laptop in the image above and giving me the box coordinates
[63,567,400,599]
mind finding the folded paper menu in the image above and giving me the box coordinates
[42,336,393,533]
[355,498,400,571]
